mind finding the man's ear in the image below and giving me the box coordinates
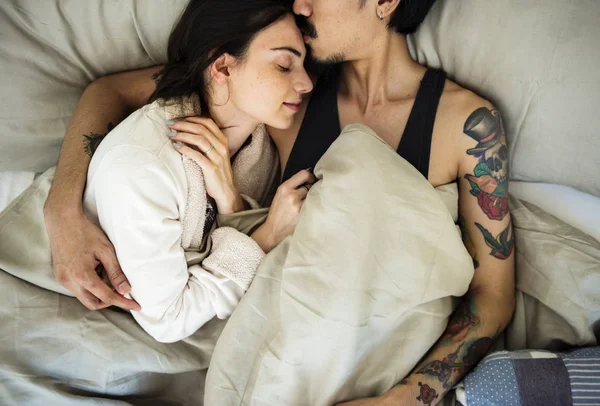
[209,53,237,84]
[377,0,401,18]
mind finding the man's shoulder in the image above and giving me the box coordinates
[439,79,498,147]
[430,79,505,184]
[442,79,495,120]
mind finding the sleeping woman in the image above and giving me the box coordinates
[82,0,314,342]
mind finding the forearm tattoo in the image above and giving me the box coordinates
[83,122,114,157]
[415,300,493,391]
[416,382,439,405]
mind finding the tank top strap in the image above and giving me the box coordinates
[397,68,447,180]
[281,65,342,183]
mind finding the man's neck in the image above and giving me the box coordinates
[339,32,426,113]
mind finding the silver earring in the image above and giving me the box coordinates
[379,11,384,20]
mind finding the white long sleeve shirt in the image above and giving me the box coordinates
[83,102,264,343]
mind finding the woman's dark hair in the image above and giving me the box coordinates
[388,0,438,34]
[150,0,294,112]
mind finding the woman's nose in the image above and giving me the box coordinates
[293,0,312,17]
[295,70,314,95]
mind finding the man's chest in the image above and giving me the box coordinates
[337,99,459,187]
[338,98,411,151]
[275,93,460,187]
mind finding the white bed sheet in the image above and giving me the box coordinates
[0,172,36,213]
[510,181,600,242]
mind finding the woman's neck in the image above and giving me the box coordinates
[207,101,259,156]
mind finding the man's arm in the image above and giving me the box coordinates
[44,66,162,311]
[391,104,515,405]
[338,103,515,406]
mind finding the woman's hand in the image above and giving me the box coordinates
[169,117,245,214]
[252,169,316,253]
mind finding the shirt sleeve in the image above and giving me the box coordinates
[92,146,244,343]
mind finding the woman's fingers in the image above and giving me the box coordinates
[168,120,227,155]
[183,117,226,143]
[284,169,316,201]
[284,169,317,190]
[296,183,312,200]
[171,131,216,156]
[172,142,213,170]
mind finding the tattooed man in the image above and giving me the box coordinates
[44,1,515,404]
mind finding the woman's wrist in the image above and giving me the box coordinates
[250,223,276,254]
[216,188,245,215]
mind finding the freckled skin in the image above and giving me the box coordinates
[227,15,313,130]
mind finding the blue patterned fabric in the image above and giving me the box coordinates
[561,347,600,405]
[463,356,521,405]
[457,347,600,405]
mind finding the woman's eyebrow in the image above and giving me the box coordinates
[271,47,302,58]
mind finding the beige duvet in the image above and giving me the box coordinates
[0,124,473,405]
[0,125,597,405]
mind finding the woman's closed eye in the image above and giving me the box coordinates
[277,64,291,72]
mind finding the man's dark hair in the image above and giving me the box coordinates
[361,0,438,34]
[151,0,294,112]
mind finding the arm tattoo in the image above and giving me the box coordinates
[416,337,493,391]
[151,70,164,85]
[475,222,514,260]
[416,382,439,405]
[415,300,494,390]
[440,299,480,343]
[463,107,513,260]
[83,122,114,157]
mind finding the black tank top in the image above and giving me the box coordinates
[282,65,447,182]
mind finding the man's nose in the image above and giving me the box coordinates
[293,0,312,17]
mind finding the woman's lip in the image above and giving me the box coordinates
[303,34,311,43]
[284,102,300,112]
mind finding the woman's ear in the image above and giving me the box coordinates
[209,53,237,84]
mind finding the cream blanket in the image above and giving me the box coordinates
[2,124,597,405]
[204,124,474,405]
[0,123,473,405]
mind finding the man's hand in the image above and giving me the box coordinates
[41,66,160,311]
[44,207,141,311]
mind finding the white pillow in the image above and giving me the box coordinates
[510,181,600,242]
[2,0,599,198]
[0,0,187,171]
[410,0,600,197]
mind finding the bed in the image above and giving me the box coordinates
[1,0,599,405]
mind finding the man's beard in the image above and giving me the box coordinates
[296,16,345,69]
[303,48,344,79]
[318,52,345,66]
